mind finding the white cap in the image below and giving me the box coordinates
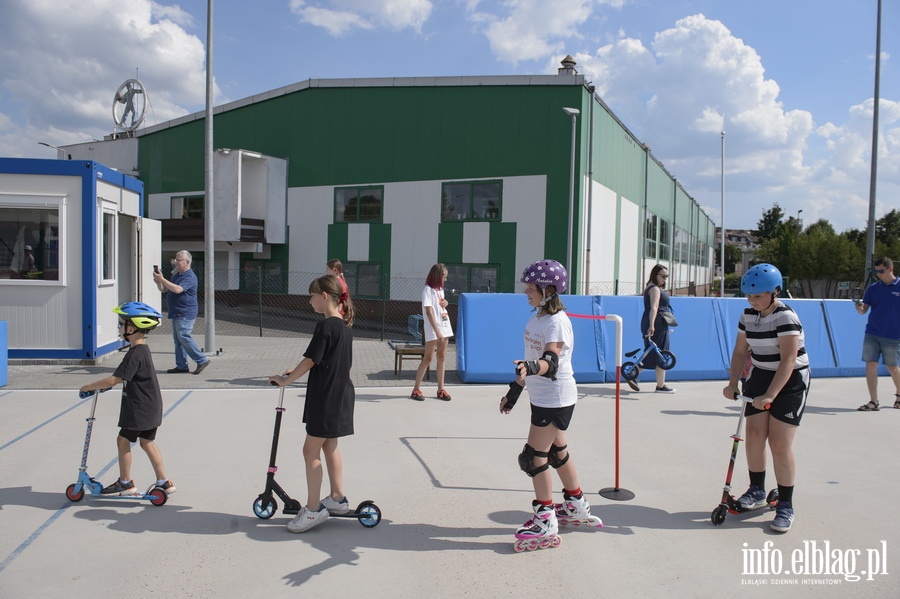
[24,245,32,251]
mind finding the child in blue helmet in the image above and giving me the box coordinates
[500,260,601,551]
[722,264,809,533]
[79,302,175,496]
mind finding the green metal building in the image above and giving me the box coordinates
[110,63,715,301]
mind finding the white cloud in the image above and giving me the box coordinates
[0,0,215,156]
[468,0,616,64]
[289,0,433,36]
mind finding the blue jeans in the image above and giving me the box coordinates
[172,318,207,369]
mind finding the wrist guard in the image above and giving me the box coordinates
[517,360,542,376]
[504,380,524,409]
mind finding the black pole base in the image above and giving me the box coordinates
[598,487,635,501]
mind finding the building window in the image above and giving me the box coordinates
[172,195,204,219]
[658,218,671,261]
[344,262,382,298]
[443,263,498,303]
[645,213,658,259]
[100,207,116,283]
[442,181,501,221]
[335,186,383,223]
[0,198,64,283]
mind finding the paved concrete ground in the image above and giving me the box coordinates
[1,338,898,597]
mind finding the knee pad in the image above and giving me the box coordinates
[548,444,569,469]
[518,444,550,478]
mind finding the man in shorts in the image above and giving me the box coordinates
[855,257,900,411]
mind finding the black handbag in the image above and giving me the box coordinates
[661,311,678,327]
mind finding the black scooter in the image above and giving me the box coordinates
[252,382,381,528]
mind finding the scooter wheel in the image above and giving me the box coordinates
[148,489,168,506]
[711,505,727,526]
[658,350,677,370]
[253,496,278,519]
[65,483,85,502]
[766,489,779,505]
[621,362,639,381]
[356,501,382,528]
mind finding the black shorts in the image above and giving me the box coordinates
[119,427,158,442]
[743,367,809,426]
[530,404,575,430]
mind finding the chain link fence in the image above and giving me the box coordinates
[163,268,654,340]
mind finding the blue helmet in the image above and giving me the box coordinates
[741,264,782,295]
[113,301,162,330]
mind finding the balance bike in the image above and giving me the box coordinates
[65,389,168,506]
[621,336,676,383]
[251,383,381,528]
[710,395,776,525]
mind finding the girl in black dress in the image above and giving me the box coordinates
[270,274,355,533]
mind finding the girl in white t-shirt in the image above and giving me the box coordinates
[500,260,601,551]
[411,263,454,401]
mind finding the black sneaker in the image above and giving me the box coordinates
[193,361,209,375]
[148,480,176,495]
[101,479,138,496]
[167,367,190,374]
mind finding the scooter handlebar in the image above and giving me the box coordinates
[79,388,111,399]
[734,393,771,410]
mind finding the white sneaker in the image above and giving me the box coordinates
[321,495,350,515]
[286,504,329,533]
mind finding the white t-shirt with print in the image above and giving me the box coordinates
[421,285,453,342]
[523,311,576,408]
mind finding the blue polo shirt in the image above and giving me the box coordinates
[863,276,900,339]
[167,269,199,320]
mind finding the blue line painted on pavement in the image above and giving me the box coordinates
[0,390,193,575]
[0,396,92,452]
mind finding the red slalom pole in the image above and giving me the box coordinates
[568,312,634,501]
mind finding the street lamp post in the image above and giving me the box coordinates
[720,130,725,297]
[563,107,580,285]
[37,142,71,160]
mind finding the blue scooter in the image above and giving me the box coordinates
[65,389,168,506]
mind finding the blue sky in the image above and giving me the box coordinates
[0,0,897,231]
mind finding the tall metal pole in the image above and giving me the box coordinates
[563,107,580,284]
[720,130,725,297]
[865,0,882,278]
[204,0,216,354]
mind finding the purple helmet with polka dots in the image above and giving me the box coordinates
[520,259,568,294]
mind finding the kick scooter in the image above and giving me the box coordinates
[710,395,777,525]
[65,389,168,506]
[621,336,677,383]
[252,382,382,528]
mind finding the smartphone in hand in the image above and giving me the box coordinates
[153,265,160,274]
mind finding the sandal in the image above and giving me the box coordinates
[894,394,900,409]
[858,401,880,412]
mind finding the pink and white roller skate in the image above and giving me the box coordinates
[514,502,561,552]
[555,493,603,528]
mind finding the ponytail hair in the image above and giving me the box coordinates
[326,258,344,277]
[309,274,354,327]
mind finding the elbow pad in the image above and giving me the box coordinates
[540,350,559,380]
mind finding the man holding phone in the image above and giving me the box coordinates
[152,250,210,375]
[855,256,900,411]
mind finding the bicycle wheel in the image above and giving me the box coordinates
[658,350,676,370]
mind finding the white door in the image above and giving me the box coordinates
[137,217,162,312]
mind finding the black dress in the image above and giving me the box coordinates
[302,316,355,438]
[640,284,672,369]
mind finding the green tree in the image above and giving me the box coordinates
[716,244,743,274]
[876,209,900,247]
[756,204,784,242]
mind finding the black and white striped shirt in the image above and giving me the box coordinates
[738,303,808,371]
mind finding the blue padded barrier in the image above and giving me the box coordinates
[823,299,881,377]
[457,295,877,384]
